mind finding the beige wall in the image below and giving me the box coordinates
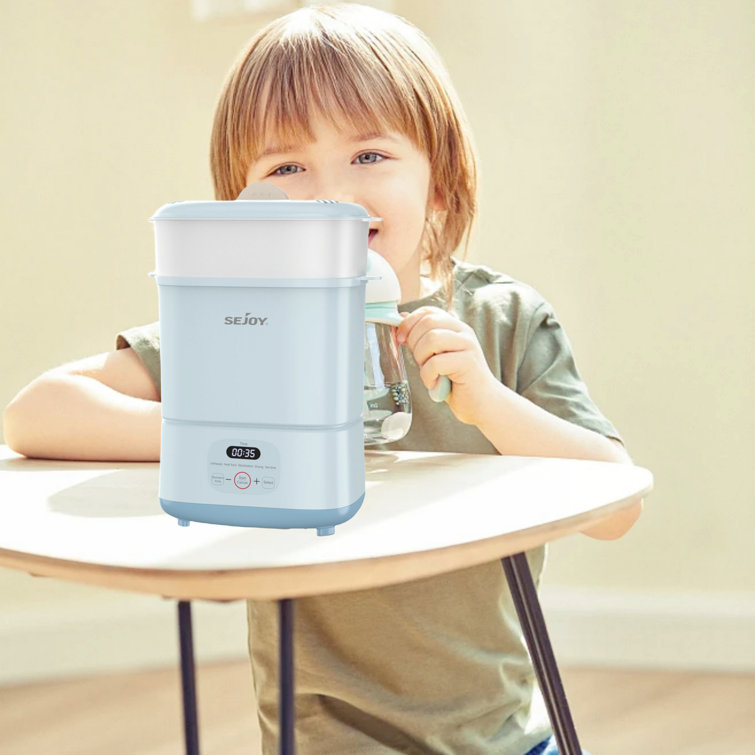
[1,0,753,628]
[410,0,755,594]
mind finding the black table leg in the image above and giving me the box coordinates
[279,598,295,755]
[501,553,582,755]
[177,600,200,755]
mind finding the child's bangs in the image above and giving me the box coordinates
[246,40,423,161]
[211,4,478,303]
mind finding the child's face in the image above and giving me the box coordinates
[245,114,439,303]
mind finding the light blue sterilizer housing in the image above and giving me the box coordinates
[152,195,375,536]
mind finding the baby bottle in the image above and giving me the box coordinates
[363,251,412,444]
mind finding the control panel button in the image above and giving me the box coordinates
[234,472,252,489]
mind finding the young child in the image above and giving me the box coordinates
[4,4,640,753]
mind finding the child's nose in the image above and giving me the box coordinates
[321,188,357,204]
[311,177,358,205]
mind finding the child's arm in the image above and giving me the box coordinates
[3,348,161,462]
[398,307,642,540]
[471,382,642,539]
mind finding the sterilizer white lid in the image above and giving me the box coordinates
[151,200,374,221]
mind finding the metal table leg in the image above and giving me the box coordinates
[501,553,582,755]
[279,598,295,755]
[177,600,200,755]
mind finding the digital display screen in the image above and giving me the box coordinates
[226,446,261,460]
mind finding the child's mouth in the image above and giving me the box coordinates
[368,229,378,246]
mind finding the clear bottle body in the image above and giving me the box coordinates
[363,322,412,445]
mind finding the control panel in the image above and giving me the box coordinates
[207,439,280,494]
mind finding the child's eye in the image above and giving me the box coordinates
[354,152,385,165]
[270,164,302,176]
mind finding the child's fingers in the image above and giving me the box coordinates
[396,308,429,344]
[397,306,450,341]
[418,351,464,392]
[410,328,472,374]
[397,307,463,349]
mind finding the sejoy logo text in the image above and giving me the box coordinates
[224,313,268,326]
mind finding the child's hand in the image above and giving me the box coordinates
[397,307,500,425]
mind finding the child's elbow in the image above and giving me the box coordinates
[2,373,60,458]
[581,438,644,539]
[3,393,33,456]
[582,498,643,540]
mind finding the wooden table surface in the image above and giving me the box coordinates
[0,447,652,601]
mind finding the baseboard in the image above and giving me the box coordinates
[540,586,755,672]
[1,588,753,687]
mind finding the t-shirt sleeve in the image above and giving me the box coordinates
[116,321,161,398]
[516,302,623,443]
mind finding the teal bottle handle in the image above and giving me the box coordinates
[428,375,451,403]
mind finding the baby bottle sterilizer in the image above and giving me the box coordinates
[152,187,376,536]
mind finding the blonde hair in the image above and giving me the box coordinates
[210,3,478,303]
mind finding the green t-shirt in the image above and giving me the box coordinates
[118,260,620,755]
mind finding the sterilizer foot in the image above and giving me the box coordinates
[317,526,335,536]
[178,519,191,527]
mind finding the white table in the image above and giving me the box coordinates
[0,447,652,754]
